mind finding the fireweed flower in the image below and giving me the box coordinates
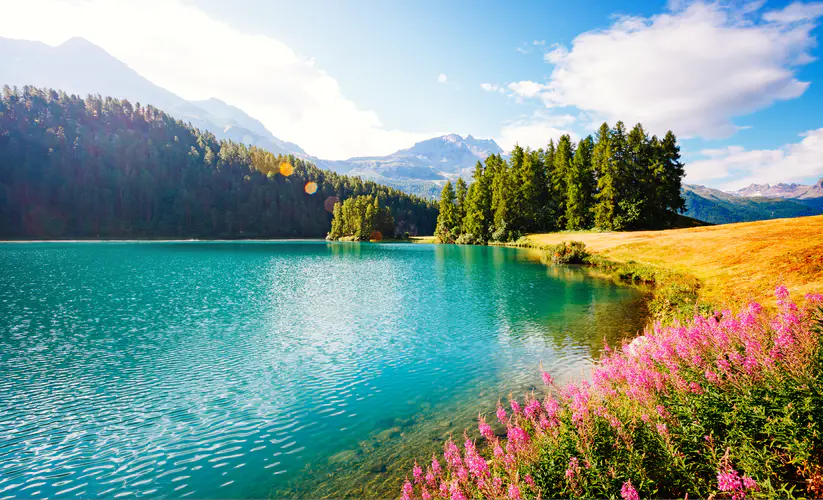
[413,462,423,484]
[510,399,522,415]
[478,417,494,440]
[496,403,507,424]
[541,370,553,386]
[431,455,442,476]
[507,483,522,500]
[402,480,414,500]
[621,481,640,500]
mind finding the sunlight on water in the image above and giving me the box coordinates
[0,242,647,498]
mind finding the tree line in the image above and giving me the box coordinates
[327,195,395,241]
[435,122,686,243]
[0,86,437,239]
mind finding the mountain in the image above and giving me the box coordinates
[730,178,823,200]
[0,36,307,158]
[318,134,504,181]
[683,184,822,224]
[728,177,823,211]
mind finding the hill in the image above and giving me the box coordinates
[0,36,308,158]
[527,215,823,306]
[682,184,822,224]
[0,86,437,239]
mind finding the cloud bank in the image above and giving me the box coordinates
[505,1,823,140]
[0,0,433,159]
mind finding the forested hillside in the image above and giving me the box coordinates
[0,86,437,239]
[683,184,822,224]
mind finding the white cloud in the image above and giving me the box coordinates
[762,1,823,23]
[480,83,500,92]
[516,47,529,54]
[495,112,578,152]
[507,81,550,99]
[686,128,823,188]
[533,40,545,45]
[0,0,433,159]
[437,73,448,83]
[528,1,823,139]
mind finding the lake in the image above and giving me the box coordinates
[0,242,647,498]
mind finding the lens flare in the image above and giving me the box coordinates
[304,181,318,195]
[279,161,294,176]
[324,196,340,213]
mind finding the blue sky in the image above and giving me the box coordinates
[3,0,823,188]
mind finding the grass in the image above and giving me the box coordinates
[526,215,823,308]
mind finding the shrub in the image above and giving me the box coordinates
[435,224,457,244]
[455,233,479,245]
[401,288,823,500]
[544,241,589,265]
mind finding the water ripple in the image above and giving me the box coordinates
[0,242,647,498]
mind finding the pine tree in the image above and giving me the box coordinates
[455,177,468,223]
[491,157,516,241]
[552,135,575,229]
[592,123,617,230]
[660,130,686,224]
[566,135,594,230]
[435,181,458,243]
[517,147,549,232]
[462,160,493,242]
[622,123,650,229]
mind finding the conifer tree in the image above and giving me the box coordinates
[552,135,575,228]
[592,123,617,230]
[517,147,549,231]
[491,158,516,241]
[435,181,459,243]
[660,130,686,224]
[566,135,594,230]
[455,177,468,223]
[462,161,493,242]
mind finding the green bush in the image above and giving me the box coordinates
[544,241,589,265]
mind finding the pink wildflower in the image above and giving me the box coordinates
[421,487,432,500]
[565,456,580,478]
[413,462,423,484]
[524,474,535,487]
[425,470,436,487]
[401,480,413,500]
[541,370,554,386]
[510,399,522,415]
[449,481,467,500]
[508,483,522,500]
[775,285,789,300]
[478,417,494,441]
[496,403,507,424]
[431,455,442,476]
[621,480,640,500]
[524,398,541,419]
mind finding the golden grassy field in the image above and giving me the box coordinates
[528,215,823,307]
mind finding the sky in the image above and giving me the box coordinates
[1,0,823,189]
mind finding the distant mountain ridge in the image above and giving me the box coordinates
[0,36,307,158]
[317,133,504,183]
[729,178,823,200]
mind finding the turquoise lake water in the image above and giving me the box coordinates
[0,242,647,498]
